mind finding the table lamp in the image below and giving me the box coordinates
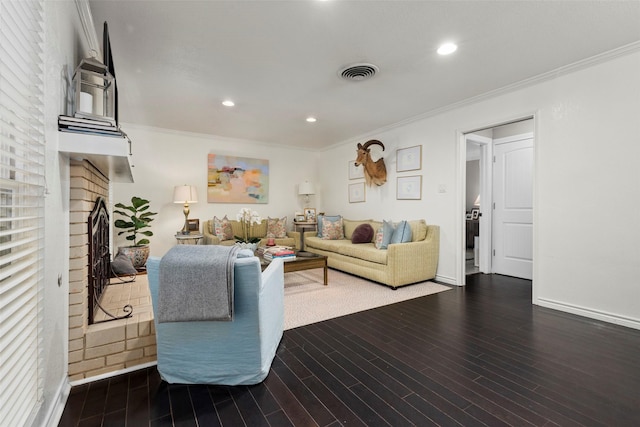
[298,181,315,206]
[173,185,198,234]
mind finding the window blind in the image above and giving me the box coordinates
[0,0,46,425]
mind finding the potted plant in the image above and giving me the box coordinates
[114,196,157,269]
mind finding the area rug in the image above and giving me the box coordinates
[284,268,451,330]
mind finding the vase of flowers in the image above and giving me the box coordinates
[235,208,261,251]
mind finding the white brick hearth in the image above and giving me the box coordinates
[68,160,155,381]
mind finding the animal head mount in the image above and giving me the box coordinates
[355,139,387,186]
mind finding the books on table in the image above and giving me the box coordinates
[261,245,296,262]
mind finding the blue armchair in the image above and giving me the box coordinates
[147,253,284,385]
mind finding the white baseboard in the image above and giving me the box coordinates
[69,361,158,387]
[536,298,640,330]
[435,274,458,286]
[48,362,158,426]
[45,376,71,427]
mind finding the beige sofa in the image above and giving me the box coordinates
[303,218,439,289]
[202,219,300,248]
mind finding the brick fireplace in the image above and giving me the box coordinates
[68,159,156,381]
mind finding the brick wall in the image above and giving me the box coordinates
[68,160,156,381]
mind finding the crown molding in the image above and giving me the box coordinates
[326,40,640,152]
[75,0,101,57]
[121,122,318,153]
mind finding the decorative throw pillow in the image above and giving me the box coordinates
[377,220,395,249]
[374,227,384,249]
[317,214,342,237]
[343,218,372,240]
[409,219,428,242]
[351,223,374,244]
[390,220,413,244]
[321,217,344,240]
[266,216,287,238]
[111,251,137,276]
[213,215,233,241]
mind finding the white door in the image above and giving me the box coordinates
[492,136,533,279]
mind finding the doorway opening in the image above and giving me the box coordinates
[461,117,534,285]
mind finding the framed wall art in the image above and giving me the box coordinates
[349,182,366,203]
[348,160,364,180]
[207,154,269,203]
[396,175,422,200]
[187,218,200,232]
[396,145,422,172]
[304,208,316,222]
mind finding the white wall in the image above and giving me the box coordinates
[318,114,466,284]
[319,48,640,327]
[112,125,319,257]
[38,1,91,426]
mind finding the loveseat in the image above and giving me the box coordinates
[203,218,300,248]
[303,218,439,289]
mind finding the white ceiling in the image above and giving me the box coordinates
[88,0,640,150]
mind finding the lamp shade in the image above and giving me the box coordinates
[173,185,198,203]
[298,181,315,196]
[474,195,480,206]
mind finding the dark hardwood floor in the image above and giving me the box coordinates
[58,274,640,426]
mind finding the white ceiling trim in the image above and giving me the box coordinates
[324,40,640,152]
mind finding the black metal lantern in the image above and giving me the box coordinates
[72,52,116,125]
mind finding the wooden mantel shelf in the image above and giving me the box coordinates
[58,131,134,183]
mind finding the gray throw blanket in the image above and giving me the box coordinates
[158,245,240,323]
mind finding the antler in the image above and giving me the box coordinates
[362,139,385,151]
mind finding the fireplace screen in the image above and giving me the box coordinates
[88,197,132,324]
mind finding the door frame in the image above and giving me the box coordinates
[465,133,493,277]
[456,114,537,287]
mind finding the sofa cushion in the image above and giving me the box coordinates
[305,236,348,252]
[266,216,287,238]
[252,219,268,237]
[409,219,427,242]
[230,218,268,240]
[316,214,341,237]
[369,220,383,235]
[213,216,233,240]
[390,220,412,244]
[352,223,374,244]
[322,217,344,240]
[338,243,388,265]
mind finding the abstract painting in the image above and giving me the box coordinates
[207,154,269,203]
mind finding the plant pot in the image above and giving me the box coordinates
[118,245,150,270]
[234,242,258,252]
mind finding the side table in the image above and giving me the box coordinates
[175,233,203,245]
[293,221,317,251]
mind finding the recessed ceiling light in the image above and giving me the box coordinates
[306,117,317,123]
[222,100,235,107]
[437,42,457,55]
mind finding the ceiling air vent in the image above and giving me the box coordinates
[339,63,379,81]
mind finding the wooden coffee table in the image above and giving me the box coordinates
[260,252,328,286]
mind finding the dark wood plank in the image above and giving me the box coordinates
[58,273,640,427]
[188,385,221,427]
